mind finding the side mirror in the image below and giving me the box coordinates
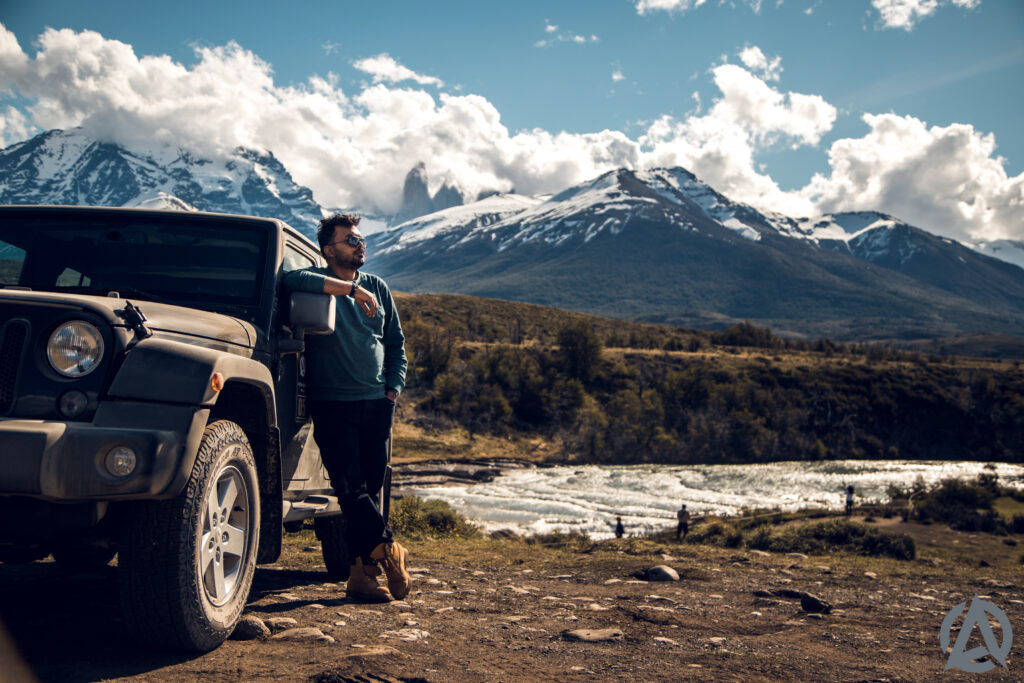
[279,292,335,354]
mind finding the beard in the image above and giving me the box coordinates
[337,252,365,270]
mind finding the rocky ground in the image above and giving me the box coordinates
[1,516,1022,682]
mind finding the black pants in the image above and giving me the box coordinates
[309,398,395,563]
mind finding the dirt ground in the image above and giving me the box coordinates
[1,516,1022,682]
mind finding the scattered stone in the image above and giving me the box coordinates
[624,580,647,585]
[276,592,300,601]
[542,596,561,601]
[814,566,832,574]
[771,588,805,600]
[786,553,808,560]
[644,566,680,582]
[750,612,763,617]
[752,589,773,598]
[603,578,622,585]
[309,604,325,610]
[471,570,486,576]
[404,619,419,627]
[389,601,412,609]
[750,550,772,557]
[562,628,624,643]
[408,567,430,574]
[503,585,533,595]
[864,572,878,580]
[231,615,270,640]
[806,613,825,620]
[660,554,677,561]
[979,559,991,567]
[587,603,611,612]
[800,593,832,614]
[265,617,300,632]
[426,578,443,586]
[334,621,347,627]
[301,546,318,553]
[380,628,429,642]
[779,569,797,578]
[433,607,454,614]
[271,627,335,644]
[654,636,680,646]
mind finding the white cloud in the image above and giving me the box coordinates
[0,105,34,146]
[536,21,600,47]
[738,45,782,82]
[634,0,774,15]
[635,0,707,14]
[871,0,981,31]
[804,113,1023,242]
[612,70,625,82]
[0,23,1018,241]
[352,53,443,87]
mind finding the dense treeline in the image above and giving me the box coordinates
[396,294,1024,464]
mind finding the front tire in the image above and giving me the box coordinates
[119,420,260,651]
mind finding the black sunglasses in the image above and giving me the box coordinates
[327,235,366,249]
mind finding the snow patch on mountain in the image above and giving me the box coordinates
[0,128,324,235]
[374,193,542,255]
[970,239,1024,270]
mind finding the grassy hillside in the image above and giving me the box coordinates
[393,292,1024,465]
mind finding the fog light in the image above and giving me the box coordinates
[104,446,137,478]
[58,390,89,418]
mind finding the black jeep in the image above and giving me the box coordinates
[0,205,368,651]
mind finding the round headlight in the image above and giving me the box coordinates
[47,321,105,377]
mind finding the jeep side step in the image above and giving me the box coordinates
[282,495,341,522]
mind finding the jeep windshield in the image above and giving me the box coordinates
[0,211,270,308]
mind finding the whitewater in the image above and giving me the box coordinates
[403,460,1024,540]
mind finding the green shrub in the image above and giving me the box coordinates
[746,519,915,560]
[389,496,479,540]
[686,518,743,548]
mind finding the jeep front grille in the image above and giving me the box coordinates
[0,320,28,414]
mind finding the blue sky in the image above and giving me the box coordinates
[1,0,1022,242]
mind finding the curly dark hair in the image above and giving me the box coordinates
[317,214,361,253]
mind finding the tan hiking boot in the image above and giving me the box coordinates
[346,557,391,603]
[371,541,411,600]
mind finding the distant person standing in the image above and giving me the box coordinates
[676,504,690,540]
[614,516,625,539]
[844,485,854,517]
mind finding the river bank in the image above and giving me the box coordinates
[4,513,1021,682]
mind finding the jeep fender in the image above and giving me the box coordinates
[108,336,274,408]
[108,337,279,507]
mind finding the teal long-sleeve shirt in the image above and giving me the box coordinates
[283,267,407,401]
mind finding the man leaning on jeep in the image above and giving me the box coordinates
[283,214,410,602]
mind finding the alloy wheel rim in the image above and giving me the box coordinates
[198,449,250,607]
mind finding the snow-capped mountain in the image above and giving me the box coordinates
[0,129,324,235]
[369,167,1024,341]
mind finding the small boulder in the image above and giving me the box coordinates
[644,565,680,582]
[265,617,300,632]
[800,592,832,614]
[230,615,270,640]
[271,627,335,643]
[562,628,624,643]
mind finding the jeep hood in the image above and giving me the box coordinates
[0,290,254,348]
